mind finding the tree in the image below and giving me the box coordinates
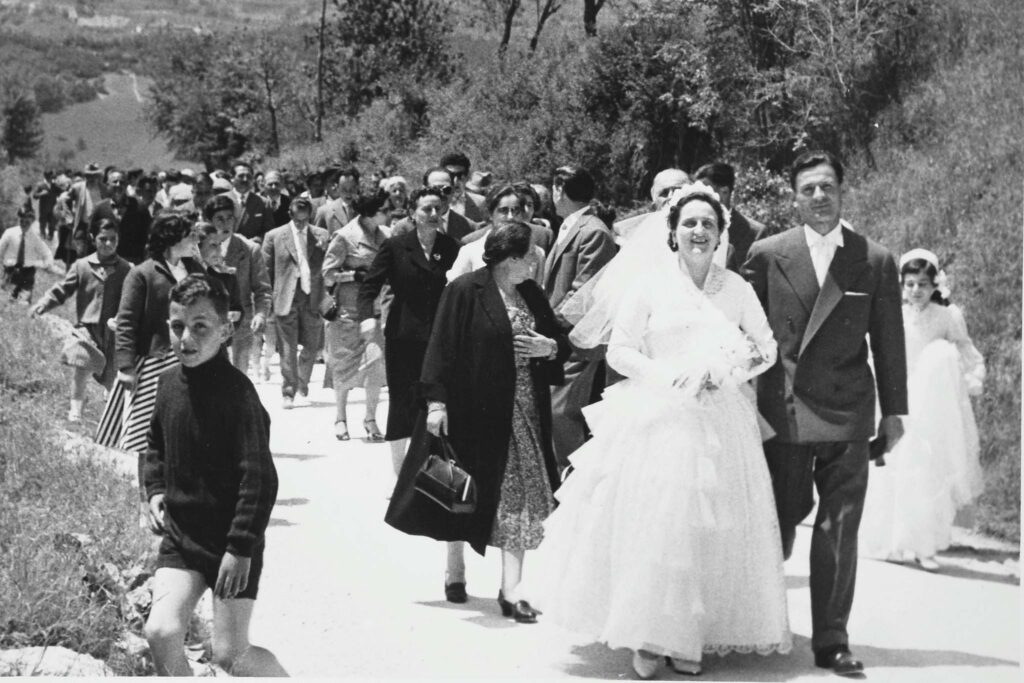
[583,0,607,36]
[529,0,563,51]
[323,0,458,119]
[2,95,44,163]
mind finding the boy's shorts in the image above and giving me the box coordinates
[156,536,265,600]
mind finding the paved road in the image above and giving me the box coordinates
[247,364,1020,681]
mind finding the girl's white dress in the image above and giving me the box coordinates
[527,264,792,662]
[860,303,985,559]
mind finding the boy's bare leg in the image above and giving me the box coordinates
[145,568,207,676]
[212,598,288,676]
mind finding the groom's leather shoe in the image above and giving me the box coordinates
[815,646,864,677]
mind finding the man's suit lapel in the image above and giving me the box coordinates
[225,235,245,268]
[545,212,588,281]
[800,229,868,356]
[776,229,819,315]
[282,224,299,265]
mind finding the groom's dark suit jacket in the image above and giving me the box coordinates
[742,226,907,443]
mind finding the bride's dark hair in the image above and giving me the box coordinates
[666,193,725,252]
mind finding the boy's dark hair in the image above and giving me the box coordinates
[694,162,736,189]
[90,215,120,239]
[789,150,844,190]
[136,175,159,193]
[410,186,446,206]
[170,273,231,321]
[553,165,596,203]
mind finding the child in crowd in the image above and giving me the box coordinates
[860,248,985,571]
[32,217,132,421]
[142,274,285,676]
[0,203,52,302]
[195,221,244,325]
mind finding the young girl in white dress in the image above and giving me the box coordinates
[860,248,985,571]
[525,184,791,679]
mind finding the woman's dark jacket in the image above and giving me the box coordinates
[385,267,571,555]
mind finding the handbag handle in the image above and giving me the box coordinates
[436,434,463,469]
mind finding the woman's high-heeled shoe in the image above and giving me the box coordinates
[666,656,702,675]
[631,651,660,679]
[497,590,539,623]
[334,420,350,441]
[363,418,384,442]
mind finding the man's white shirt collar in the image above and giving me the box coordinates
[803,222,846,249]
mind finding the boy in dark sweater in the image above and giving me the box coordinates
[142,274,285,676]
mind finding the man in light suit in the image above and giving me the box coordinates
[544,165,618,466]
[313,166,359,235]
[390,167,477,243]
[694,162,767,272]
[204,194,272,376]
[261,196,329,408]
[742,151,907,677]
[231,162,274,243]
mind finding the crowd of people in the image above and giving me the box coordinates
[2,149,986,679]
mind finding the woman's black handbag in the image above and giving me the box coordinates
[319,283,339,321]
[414,435,477,514]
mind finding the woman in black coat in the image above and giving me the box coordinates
[357,187,460,473]
[385,221,571,623]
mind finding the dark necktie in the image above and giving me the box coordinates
[15,232,25,268]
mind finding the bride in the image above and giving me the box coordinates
[526,183,791,678]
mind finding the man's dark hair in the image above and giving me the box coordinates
[789,151,844,190]
[410,186,446,206]
[146,214,194,258]
[421,166,453,187]
[136,175,159,193]
[170,273,230,321]
[553,165,596,203]
[232,162,254,176]
[440,152,471,171]
[694,162,736,189]
[482,221,532,266]
[89,215,120,239]
[512,181,541,212]
[203,193,236,220]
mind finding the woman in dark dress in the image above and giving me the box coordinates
[356,187,460,475]
[385,221,571,622]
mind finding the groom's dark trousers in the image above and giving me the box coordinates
[743,225,906,655]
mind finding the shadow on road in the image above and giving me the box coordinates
[557,632,1018,680]
[413,599,518,630]
[268,518,297,527]
[275,497,310,507]
[272,452,327,462]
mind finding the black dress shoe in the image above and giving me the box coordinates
[444,581,467,604]
[814,647,864,677]
[497,591,539,623]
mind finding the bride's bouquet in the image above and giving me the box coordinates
[669,319,769,402]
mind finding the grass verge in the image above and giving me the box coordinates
[0,275,153,675]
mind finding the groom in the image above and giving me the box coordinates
[742,151,907,677]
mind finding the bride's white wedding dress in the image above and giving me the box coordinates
[527,263,792,662]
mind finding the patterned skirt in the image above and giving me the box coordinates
[95,353,178,454]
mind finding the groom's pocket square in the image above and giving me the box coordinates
[844,291,869,297]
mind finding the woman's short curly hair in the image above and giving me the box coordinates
[146,213,194,258]
[483,221,532,267]
[351,191,387,218]
[666,192,726,251]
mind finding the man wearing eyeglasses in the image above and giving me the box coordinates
[440,152,487,224]
[391,167,477,243]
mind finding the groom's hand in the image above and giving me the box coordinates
[880,415,905,453]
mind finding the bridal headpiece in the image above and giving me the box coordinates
[900,248,951,299]
[666,182,732,233]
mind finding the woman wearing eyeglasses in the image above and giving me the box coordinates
[447,185,548,283]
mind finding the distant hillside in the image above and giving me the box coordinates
[41,72,199,171]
